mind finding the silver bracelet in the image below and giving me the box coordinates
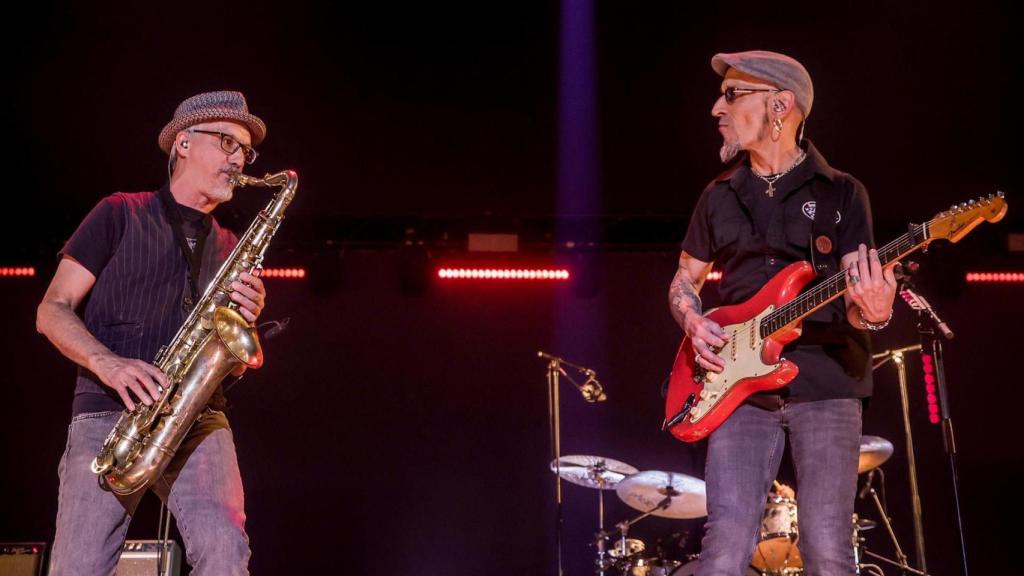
[858,308,893,331]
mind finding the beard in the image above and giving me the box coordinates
[718,111,772,163]
[719,141,740,163]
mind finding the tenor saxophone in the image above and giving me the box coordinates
[91,170,298,495]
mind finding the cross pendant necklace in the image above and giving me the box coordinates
[752,150,807,197]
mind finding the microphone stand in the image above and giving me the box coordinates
[872,343,927,573]
[538,350,607,576]
[899,273,969,576]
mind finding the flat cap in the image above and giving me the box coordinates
[711,50,814,118]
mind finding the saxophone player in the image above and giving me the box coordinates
[36,90,269,575]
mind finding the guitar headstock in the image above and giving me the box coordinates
[927,192,1007,244]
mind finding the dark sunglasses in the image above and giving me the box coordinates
[722,86,780,104]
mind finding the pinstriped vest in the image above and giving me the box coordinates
[73,190,237,413]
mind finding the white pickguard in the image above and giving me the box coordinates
[688,305,783,423]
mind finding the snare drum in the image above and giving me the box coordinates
[750,495,803,573]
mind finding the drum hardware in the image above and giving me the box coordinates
[550,455,639,575]
[856,466,934,576]
[539,351,609,576]
[592,495,674,576]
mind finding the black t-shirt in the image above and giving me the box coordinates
[682,141,874,400]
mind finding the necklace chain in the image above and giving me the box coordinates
[752,150,807,197]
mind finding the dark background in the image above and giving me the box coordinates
[2,1,1020,574]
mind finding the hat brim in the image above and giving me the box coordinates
[158,109,266,154]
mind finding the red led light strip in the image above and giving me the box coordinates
[921,353,940,424]
[0,267,35,277]
[437,268,570,280]
[965,272,1024,283]
[260,268,306,279]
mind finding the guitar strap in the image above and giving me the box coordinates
[809,178,840,278]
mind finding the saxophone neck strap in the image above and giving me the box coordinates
[158,184,212,304]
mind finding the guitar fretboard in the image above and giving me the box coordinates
[759,222,930,337]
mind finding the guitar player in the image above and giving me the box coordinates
[668,50,898,575]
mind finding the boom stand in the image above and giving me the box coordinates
[900,284,969,575]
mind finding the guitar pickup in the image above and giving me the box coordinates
[663,393,696,431]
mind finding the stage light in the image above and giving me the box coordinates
[437,267,571,281]
[920,352,940,424]
[965,272,1024,283]
[260,268,306,279]
[0,267,35,277]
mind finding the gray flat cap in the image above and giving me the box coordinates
[711,50,814,118]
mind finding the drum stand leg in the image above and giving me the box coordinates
[859,478,933,576]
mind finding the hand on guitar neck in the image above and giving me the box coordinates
[842,243,898,328]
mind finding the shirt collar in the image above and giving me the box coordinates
[714,139,837,190]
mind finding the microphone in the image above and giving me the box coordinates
[858,469,876,499]
[580,370,607,402]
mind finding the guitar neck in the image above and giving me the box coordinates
[760,222,930,337]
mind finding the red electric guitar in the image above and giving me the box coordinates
[664,193,1007,443]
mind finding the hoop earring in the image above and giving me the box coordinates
[771,117,783,142]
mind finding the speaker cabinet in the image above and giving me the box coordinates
[114,540,182,576]
[0,543,46,576]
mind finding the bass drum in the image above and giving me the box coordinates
[670,559,761,575]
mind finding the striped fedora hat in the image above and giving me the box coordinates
[158,90,266,153]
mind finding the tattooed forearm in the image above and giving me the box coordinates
[669,267,702,329]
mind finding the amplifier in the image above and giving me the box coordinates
[114,539,182,576]
[0,543,46,576]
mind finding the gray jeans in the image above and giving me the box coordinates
[696,398,862,576]
[49,409,250,576]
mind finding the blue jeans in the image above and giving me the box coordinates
[49,410,250,576]
[696,398,862,576]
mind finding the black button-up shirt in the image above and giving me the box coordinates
[682,141,874,400]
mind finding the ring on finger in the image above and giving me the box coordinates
[849,274,860,285]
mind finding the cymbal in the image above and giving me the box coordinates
[858,435,894,474]
[550,455,639,490]
[856,517,877,531]
[616,470,707,519]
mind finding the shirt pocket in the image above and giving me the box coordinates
[102,322,144,355]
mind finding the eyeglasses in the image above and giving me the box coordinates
[722,86,780,104]
[187,128,259,164]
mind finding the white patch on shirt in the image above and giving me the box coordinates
[801,201,841,223]
[186,237,197,251]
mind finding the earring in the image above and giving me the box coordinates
[771,117,783,142]
[181,140,189,149]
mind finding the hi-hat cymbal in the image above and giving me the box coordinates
[858,435,894,474]
[616,470,707,519]
[550,455,639,490]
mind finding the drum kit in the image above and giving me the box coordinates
[551,435,896,576]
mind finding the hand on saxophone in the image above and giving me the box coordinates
[230,271,267,324]
[228,271,268,377]
[92,352,168,412]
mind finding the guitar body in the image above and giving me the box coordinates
[665,261,818,442]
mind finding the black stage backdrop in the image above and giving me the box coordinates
[2,1,1020,574]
